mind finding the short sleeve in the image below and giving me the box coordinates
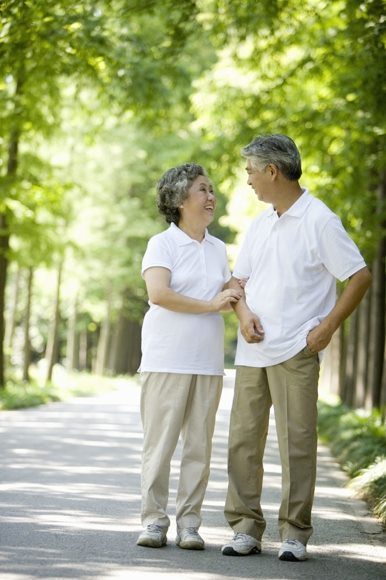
[318,216,367,282]
[233,228,253,280]
[141,234,174,278]
[223,246,232,283]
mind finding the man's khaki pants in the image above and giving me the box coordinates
[140,372,223,530]
[224,347,320,545]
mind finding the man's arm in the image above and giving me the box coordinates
[228,276,265,343]
[307,266,372,352]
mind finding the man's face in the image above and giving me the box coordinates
[246,158,272,203]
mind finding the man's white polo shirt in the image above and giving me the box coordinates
[140,223,231,375]
[233,190,366,367]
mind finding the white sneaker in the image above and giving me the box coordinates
[278,539,307,561]
[136,524,167,548]
[176,527,205,550]
[222,532,261,556]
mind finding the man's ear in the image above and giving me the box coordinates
[267,163,279,180]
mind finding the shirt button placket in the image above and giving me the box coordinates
[199,243,207,289]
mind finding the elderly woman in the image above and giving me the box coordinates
[137,163,241,551]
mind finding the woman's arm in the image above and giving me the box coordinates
[144,267,242,314]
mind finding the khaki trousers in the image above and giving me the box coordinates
[140,372,222,530]
[224,347,320,545]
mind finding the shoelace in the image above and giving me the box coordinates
[184,527,199,535]
[147,524,164,533]
[234,532,250,540]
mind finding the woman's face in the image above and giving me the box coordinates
[180,175,216,226]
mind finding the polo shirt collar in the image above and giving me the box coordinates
[169,222,214,245]
[267,188,311,219]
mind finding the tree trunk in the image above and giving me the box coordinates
[354,292,371,408]
[338,316,348,403]
[79,329,89,371]
[367,243,386,409]
[5,265,21,363]
[126,320,142,375]
[0,128,20,387]
[344,309,359,407]
[366,173,386,410]
[108,312,126,375]
[95,296,113,376]
[45,261,63,384]
[22,267,34,382]
[0,210,10,389]
[1,67,24,388]
[66,296,80,371]
[107,311,141,376]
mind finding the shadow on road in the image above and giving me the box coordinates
[0,377,384,579]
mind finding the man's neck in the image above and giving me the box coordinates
[274,184,304,217]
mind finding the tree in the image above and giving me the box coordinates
[0,0,213,386]
[191,0,385,410]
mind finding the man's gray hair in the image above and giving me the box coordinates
[157,163,207,224]
[241,134,302,181]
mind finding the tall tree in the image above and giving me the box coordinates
[0,0,212,386]
[192,0,385,409]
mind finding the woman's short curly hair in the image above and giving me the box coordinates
[157,163,207,224]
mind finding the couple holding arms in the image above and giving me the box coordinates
[136,134,371,562]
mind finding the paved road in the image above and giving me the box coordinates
[0,372,385,580]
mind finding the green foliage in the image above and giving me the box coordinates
[318,400,386,524]
[1,1,385,394]
[223,310,239,367]
[318,401,386,477]
[350,458,386,526]
[193,0,386,263]
[0,369,139,410]
[0,378,61,409]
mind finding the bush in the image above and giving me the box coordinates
[0,370,137,411]
[318,400,386,526]
[0,379,61,410]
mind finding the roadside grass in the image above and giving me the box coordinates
[318,400,386,527]
[0,366,139,410]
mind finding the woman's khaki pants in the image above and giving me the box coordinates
[140,372,223,530]
[224,347,320,545]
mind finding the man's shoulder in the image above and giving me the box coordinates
[250,206,273,226]
[305,194,338,225]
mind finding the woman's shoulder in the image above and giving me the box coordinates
[148,224,175,243]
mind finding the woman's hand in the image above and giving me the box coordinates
[210,288,243,312]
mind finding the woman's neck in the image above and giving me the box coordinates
[178,220,206,242]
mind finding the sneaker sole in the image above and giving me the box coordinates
[222,545,260,556]
[279,550,306,562]
[176,537,205,550]
[177,541,205,550]
[136,538,167,548]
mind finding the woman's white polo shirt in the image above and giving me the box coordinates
[140,223,231,375]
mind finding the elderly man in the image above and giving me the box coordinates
[222,134,371,561]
